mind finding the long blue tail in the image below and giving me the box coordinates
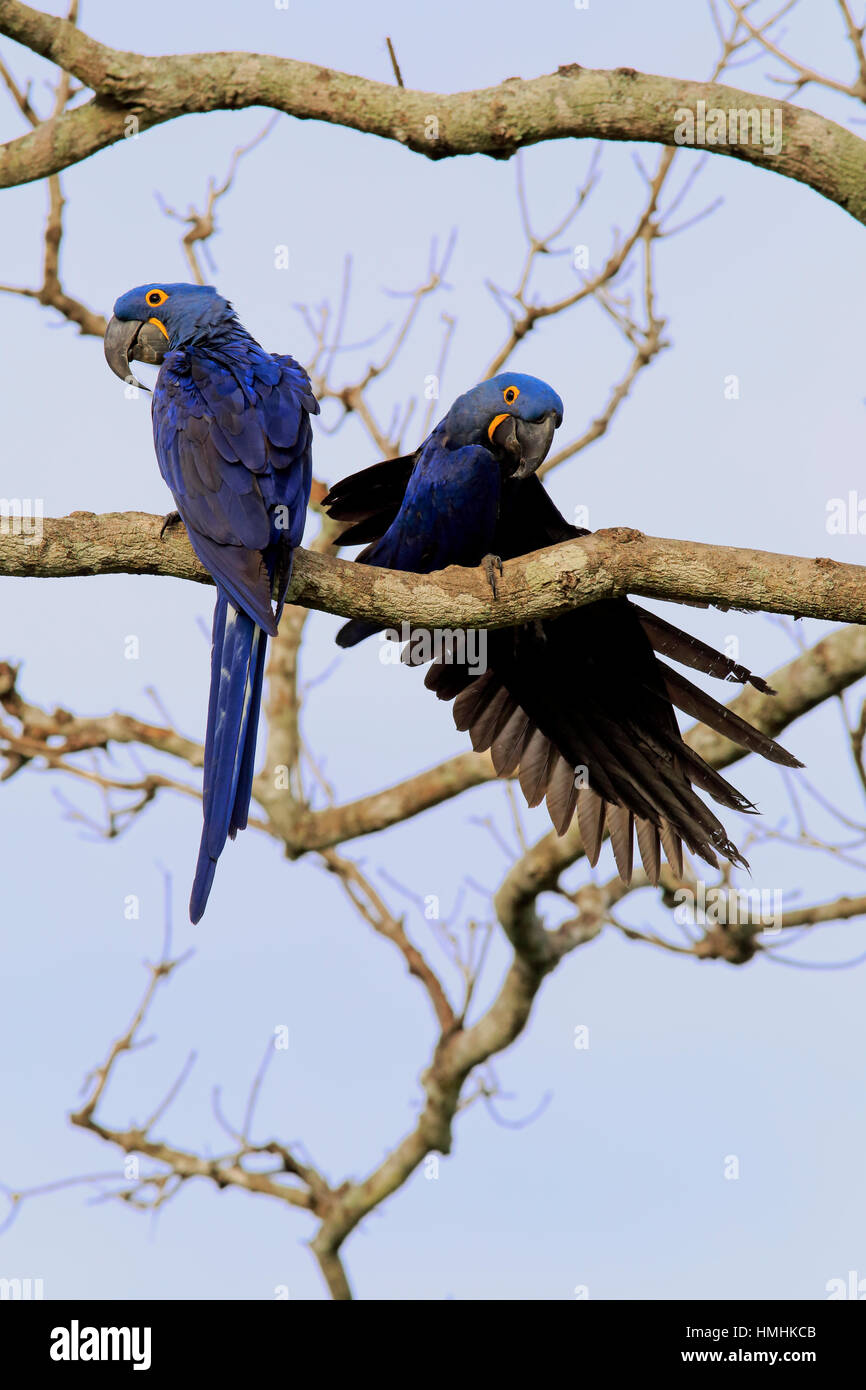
[189,592,268,923]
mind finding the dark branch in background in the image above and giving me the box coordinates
[4,617,866,897]
[494,622,866,950]
[722,0,866,100]
[299,235,457,458]
[242,5,770,471]
[385,37,404,89]
[0,1,105,334]
[155,116,279,286]
[9,701,865,1299]
[0,656,494,851]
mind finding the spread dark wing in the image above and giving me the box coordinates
[426,604,799,883]
[322,454,417,545]
[423,475,802,883]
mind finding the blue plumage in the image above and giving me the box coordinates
[337,443,501,648]
[336,373,562,646]
[324,371,802,889]
[108,284,318,921]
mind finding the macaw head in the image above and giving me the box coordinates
[104,283,238,390]
[444,372,563,479]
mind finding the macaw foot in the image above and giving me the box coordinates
[160,510,182,540]
[482,552,503,599]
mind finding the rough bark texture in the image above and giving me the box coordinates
[2,510,866,628]
[1,1,865,225]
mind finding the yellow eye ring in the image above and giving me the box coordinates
[503,385,519,405]
[146,288,168,308]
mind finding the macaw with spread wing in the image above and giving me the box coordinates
[105,284,318,922]
[323,372,803,883]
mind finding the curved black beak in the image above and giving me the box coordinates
[104,315,168,392]
[491,408,561,479]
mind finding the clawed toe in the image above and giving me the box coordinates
[160,510,182,540]
[482,552,503,599]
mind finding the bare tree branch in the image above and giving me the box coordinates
[1,2,865,224]
[723,0,866,100]
[3,510,866,629]
[7,625,866,1297]
[155,116,279,285]
[320,849,457,1032]
[0,0,104,333]
[494,624,866,943]
[4,0,866,1306]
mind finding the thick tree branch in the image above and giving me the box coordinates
[6,0,866,1308]
[1,1,865,224]
[262,751,497,856]
[3,510,866,629]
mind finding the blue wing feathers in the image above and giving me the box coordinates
[360,441,499,572]
[337,440,499,649]
[152,332,317,920]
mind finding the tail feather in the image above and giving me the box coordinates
[635,816,661,883]
[577,787,607,866]
[203,602,256,860]
[659,664,803,768]
[634,605,775,692]
[190,594,267,923]
[229,626,268,837]
[429,644,758,882]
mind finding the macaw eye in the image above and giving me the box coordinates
[503,385,520,405]
[146,289,168,308]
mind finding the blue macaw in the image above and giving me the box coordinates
[324,372,803,882]
[104,284,318,921]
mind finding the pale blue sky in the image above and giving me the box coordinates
[1,0,864,1300]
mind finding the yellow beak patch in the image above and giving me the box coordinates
[148,317,169,340]
[488,412,509,442]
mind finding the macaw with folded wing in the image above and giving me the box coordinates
[323,372,802,883]
[105,284,318,921]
